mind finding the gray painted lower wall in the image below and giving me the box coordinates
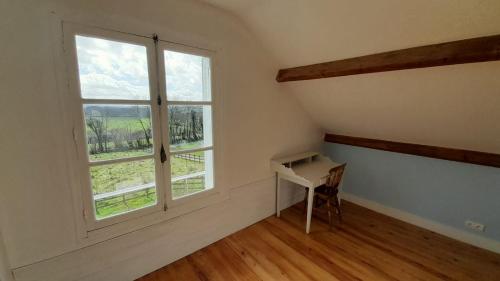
[324,142,500,242]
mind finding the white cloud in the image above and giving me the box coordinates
[165,50,207,101]
[79,73,149,100]
[76,35,150,100]
[75,35,211,102]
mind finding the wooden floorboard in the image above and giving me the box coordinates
[136,201,500,281]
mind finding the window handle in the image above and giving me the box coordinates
[160,144,167,163]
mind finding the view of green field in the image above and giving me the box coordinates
[91,148,207,219]
[85,105,209,220]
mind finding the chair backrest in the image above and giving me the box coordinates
[325,163,347,193]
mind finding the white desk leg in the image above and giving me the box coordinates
[276,173,281,217]
[306,187,314,233]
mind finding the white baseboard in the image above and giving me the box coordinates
[340,192,500,254]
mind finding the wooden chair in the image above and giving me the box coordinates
[303,163,347,229]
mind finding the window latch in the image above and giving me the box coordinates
[160,144,167,163]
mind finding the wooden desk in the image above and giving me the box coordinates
[271,152,341,233]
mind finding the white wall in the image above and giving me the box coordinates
[0,0,320,279]
[12,178,305,281]
[0,231,13,281]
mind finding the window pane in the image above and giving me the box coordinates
[171,150,213,199]
[164,50,211,101]
[91,159,156,219]
[83,105,153,161]
[168,105,212,152]
[75,35,150,100]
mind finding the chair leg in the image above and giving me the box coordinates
[334,194,342,223]
[326,199,332,230]
[303,188,308,214]
[314,194,322,208]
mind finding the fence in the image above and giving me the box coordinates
[94,172,206,216]
[94,184,156,217]
[172,173,205,198]
[174,153,205,163]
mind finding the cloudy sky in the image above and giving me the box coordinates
[75,35,210,101]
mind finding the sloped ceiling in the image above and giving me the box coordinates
[203,0,500,153]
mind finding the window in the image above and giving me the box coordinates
[64,24,218,230]
[161,47,214,206]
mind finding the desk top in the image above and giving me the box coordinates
[272,151,319,164]
[271,151,340,188]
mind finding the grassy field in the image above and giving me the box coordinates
[94,177,204,219]
[90,148,152,161]
[84,111,209,219]
[90,158,155,194]
[91,145,207,220]
[95,188,157,219]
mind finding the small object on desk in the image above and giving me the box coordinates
[271,151,342,233]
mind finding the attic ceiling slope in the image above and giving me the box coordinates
[202,0,500,67]
[202,0,500,154]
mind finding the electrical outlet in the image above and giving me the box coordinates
[465,220,485,232]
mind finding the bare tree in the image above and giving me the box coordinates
[86,117,106,153]
[135,106,151,148]
[190,109,196,141]
[169,108,175,144]
[109,128,127,150]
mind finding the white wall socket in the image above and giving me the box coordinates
[465,220,485,232]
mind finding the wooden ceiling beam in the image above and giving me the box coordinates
[276,34,500,82]
[324,133,500,168]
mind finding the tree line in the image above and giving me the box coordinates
[168,106,204,145]
[85,105,204,155]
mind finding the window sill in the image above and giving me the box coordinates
[78,190,229,246]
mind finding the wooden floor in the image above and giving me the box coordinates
[137,201,500,281]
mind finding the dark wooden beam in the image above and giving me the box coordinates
[277,34,500,82]
[324,133,500,168]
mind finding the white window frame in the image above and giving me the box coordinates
[157,41,218,208]
[62,22,226,237]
